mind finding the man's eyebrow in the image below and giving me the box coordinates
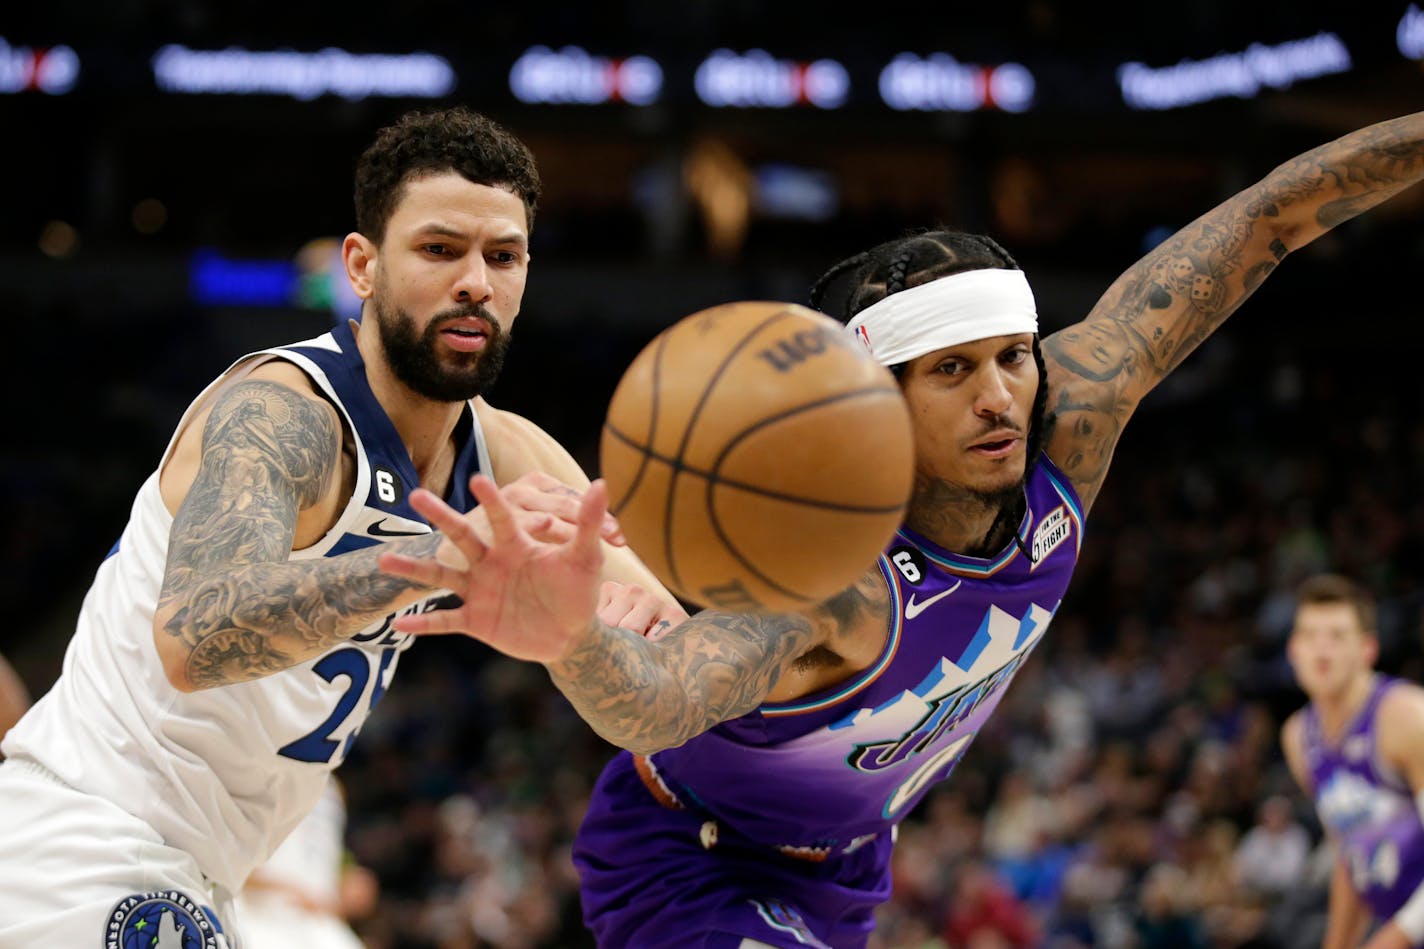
[413,224,466,239]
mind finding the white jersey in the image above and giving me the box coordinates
[3,320,494,893]
[244,776,348,905]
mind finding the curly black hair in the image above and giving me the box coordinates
[809,228,1050,557]
[353,106,541,243]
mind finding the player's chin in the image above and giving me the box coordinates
[974,456,1027,490]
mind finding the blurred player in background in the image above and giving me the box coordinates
[0,651,30,757]
[236,777,377,949]
[0,106,667,946]
[383,112,1424,947]
[1282,574,1424,949]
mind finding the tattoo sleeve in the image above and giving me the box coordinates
[157,381,442,689]
[1041,112,1424,510]
[545,573,886,755]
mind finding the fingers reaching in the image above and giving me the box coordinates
[390,608,469,637]
[499,472,627,547]
[574,481,610,563]
[469,474,524,545]
[408,488,484,553]
[377,550,457,589]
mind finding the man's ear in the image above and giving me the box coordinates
[342,232,378,301]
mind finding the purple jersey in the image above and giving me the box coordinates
[575,456,1083,947]
[1304,675,1424,920]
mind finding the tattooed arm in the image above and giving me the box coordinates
[380,475,888,755]
[1041,112,1424,511]
[546,609,819,755]
[548,570,886,754]
[153,374,444,692]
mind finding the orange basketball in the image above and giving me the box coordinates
[601,301,914,613]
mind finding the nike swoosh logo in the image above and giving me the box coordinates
[904,580,962,620]
[367,518,429,538]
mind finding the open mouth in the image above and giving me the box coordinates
[969,434,1020,457]
[438,319,492,352]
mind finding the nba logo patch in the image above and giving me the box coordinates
[106,891,220,949]
[853,324,872,354]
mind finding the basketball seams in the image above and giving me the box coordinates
[604,330,669,516]
[698,385,907,602]
[665,306,803,595]
[703,384,906,500]
[604,410,907,514]
[672,306,802,464]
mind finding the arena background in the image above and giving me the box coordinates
[3,2,1424,946]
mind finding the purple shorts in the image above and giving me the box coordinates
[573,752,894,948]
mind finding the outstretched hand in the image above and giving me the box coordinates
[501,470,625,546]
[597,580,689,641]
[378,475,607,664]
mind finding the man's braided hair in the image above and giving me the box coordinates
[808,229,1049,556]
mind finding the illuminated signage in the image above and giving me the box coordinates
[1118,32,1351,110]
[0,37,79,94]
[509,45,662,105]
[1399,4,1424,59]
[152,45,455,100]
[190,250,297,307]
[879,53,1034,112]
[694,49,848,109]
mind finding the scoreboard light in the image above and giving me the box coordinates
[152,45,455,100]
[879,52,1035,112]
[1399,4,1424,59]
[1118,31,1352,110]
[0,37,79,94]
[694,49,849,109]
[509,45,663,105]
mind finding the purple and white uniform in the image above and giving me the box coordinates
[1304,675,1424,921]
[575,456,1084,948]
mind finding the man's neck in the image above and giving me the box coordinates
[904,477,1022,557]
[354,320,467,483]
[1313,672,1377,741]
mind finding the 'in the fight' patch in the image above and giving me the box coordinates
[1030,505,1072,569]
[106,891,219,949]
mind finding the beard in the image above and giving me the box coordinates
[912,469,1026,519]
[372,292,510,403]
[906,450,1030,554]
[963,475,1027,510]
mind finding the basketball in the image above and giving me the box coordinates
[601,301,915,613]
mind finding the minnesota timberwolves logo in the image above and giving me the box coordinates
[106,891,220,949]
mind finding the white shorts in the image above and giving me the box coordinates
[0,757,239,948]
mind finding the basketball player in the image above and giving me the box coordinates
[382,110,1424,948]
[1281,574,1424,949]
[235,778,375,949]
[0,106,668,946]
[0,651,31,757]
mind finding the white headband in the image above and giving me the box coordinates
[844,268,1039,366]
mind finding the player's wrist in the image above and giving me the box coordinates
[544,615,607,671]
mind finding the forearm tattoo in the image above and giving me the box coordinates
[159,381,441,688]
[548,570,888,754]
[548,611,818,754]
[1043,113,1424,509]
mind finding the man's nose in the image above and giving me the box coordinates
[453,259,493,304]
